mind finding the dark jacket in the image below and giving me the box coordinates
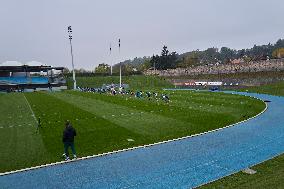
[63,125,76,143]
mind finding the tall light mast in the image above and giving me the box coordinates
[110,43,112,75]
[119,38,122,88]
[68,26,76,90]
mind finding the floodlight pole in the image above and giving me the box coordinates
[68,26,76,90]
[110,43,112,75]
[153,54,156,75]
[119,39,122,88]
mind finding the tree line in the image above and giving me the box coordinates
[66,38,284,75]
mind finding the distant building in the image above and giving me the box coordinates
[231,58,245,64]
[0,61,66,92]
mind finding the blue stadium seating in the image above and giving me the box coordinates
[31,77,49,84]
[0,77,49,84]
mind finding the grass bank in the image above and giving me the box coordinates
[67,75,173,90]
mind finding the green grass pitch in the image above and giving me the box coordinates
[0,89,265,173]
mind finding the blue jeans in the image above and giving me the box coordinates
[64,142,76,157]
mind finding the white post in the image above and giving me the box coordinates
[154,61,156,75]
[119,64,122,88]
[68,26,76,90]
[119,39,122,88]
[70,40,76,90]
[110,43,112,75]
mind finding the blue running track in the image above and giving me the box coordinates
[1,92,284,189]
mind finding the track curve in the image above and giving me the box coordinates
[1,92,284,189]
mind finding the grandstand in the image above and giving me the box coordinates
[0,61,67,92]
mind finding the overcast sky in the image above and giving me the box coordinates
[0,0,283,70]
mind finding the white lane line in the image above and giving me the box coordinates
[1,124,29,129]
[196,135,284,188]
[23,94,38,125]
[125,134,280,189]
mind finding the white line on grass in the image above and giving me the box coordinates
[0,94,268,177]
[23,94,38,125]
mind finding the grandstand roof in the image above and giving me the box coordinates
[0,65,64,72]
[0,61,49,67]
[0,61,23,67]
[25,61,48,67]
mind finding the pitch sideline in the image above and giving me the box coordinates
[0,92,268,177]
